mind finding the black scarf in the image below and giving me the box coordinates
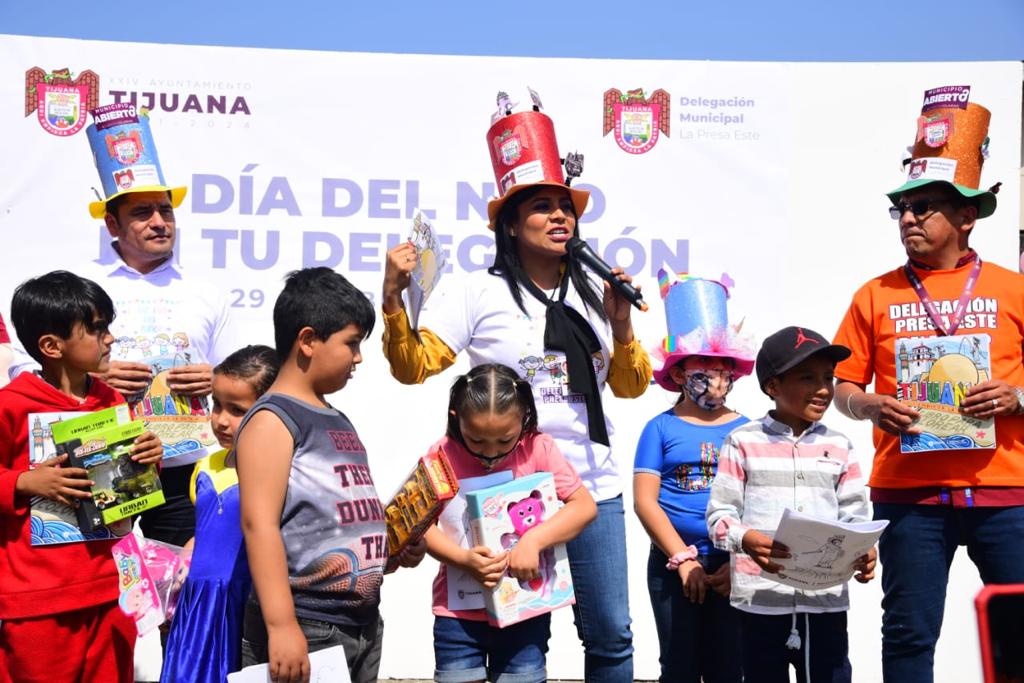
[515,267,609,447]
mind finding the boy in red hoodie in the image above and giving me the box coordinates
[0,271,163,682]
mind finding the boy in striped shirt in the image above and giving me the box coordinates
[706,326,877,683]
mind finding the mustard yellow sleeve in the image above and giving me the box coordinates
[381,307,458,385]
[607,337,653,398]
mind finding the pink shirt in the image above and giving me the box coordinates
[430,431,582,621]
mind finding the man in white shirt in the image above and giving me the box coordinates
[93,192,236,545]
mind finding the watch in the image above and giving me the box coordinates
[1015,386,1024,415]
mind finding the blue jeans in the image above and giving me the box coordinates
[874,503,1024,683]
[740,611,851,683]
[646,547,742,683]
[433,614,550,683]
[566,494,633,682]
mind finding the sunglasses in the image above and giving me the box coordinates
[889,198,950,220]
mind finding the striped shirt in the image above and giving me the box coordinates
[705,413,868,614]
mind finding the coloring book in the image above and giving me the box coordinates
[896,334,995,452]
[406,209,446,333]
[769,509,888,590]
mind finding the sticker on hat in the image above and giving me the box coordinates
[921,85,970,113]
[85,103,186,219]
[917,114,953,149]
[907,157,957,183]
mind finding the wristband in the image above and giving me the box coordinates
[666,546,699,570]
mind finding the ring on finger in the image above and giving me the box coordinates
[992,398,999,409]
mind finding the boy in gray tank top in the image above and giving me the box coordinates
[233,268,425,683]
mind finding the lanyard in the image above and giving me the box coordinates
[903,258,983,336]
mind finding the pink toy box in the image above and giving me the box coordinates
[465,471,575,628]
[111,534,190,635]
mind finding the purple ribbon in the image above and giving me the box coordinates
[903,258,983,337]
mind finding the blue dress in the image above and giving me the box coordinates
[161,449,251,683]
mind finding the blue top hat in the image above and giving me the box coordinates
[86,103,186,219]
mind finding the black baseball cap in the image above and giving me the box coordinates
[755,326,852,394]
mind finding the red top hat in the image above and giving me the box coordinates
[485,104,589,230]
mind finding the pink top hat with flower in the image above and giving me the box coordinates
[652,269,756,391]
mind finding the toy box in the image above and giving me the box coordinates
[51,407,164,531]
[111,535,191,635]
[465,471,575,628]
[27,407,134,545]
[384,447,459,573]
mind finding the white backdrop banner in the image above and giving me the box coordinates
[1,34,1020,681]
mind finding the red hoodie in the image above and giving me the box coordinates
[0,373,126,619]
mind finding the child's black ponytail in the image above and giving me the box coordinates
[446,363,538,444]
[213,344,280,396]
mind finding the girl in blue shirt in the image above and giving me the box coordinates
[633,274,755,683]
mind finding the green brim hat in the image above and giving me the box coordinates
[887,86,998,219]
[887,179,996,219]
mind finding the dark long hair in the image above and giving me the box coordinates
[488,185,606,321]
[446,364,539,444]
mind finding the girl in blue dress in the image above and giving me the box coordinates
[161,345,279,683]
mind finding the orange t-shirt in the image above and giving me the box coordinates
[833,260,1024,489]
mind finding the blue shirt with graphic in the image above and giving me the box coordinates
[634,409,749,555]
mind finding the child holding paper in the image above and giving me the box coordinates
[0,271,162,682]
[706,326,876,683]
[161,345,279,683]
[633,273,754,683]
[233,268,424,683]
[423,363,596,683]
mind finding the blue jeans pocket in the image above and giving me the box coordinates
[296,617,338,648]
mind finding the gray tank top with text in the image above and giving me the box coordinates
[237,393,385,626]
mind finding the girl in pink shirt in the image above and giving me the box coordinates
[423,363,596,683]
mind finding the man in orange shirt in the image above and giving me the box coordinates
[833,87,1024,683]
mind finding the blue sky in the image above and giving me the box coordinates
[2,0,1022,61]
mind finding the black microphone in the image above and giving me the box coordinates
[566,237,648,312]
